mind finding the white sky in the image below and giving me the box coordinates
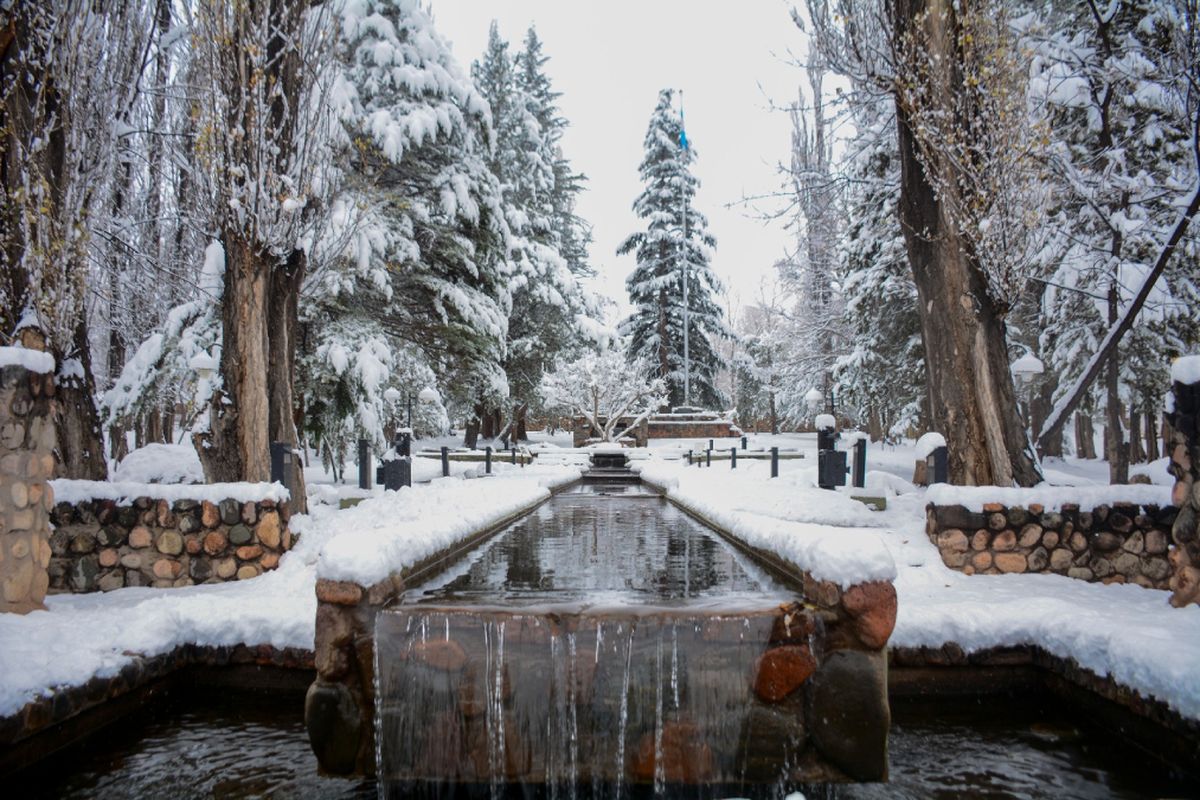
[426,0,807,323]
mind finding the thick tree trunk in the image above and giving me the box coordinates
[1129,408,1144,465]
[1031,378,1062,458]
[55,320,108,479]
[892,0,1040,486]
[464,416,480,450]
[196,234,271,483]
[515,403,528,441]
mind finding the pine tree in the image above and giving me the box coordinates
[474,23,595,439]
[620,89,727,410]
[830,89,924,439]
[315,0,513,454]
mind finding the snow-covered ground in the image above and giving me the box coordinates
[645,457,1200,721]
[3,433,1195,725]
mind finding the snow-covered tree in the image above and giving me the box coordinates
[1024,1,1200,478]
[540,341,667,443]
[620,89,727,410]
[312,0,513,454]
[473,23,597,440]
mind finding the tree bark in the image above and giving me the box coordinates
[196,234,271,482]
[1145,406,1159,461]
[891,0,1041,487]
[268,248,307,511]
[54,320,108,479]
[1075,409,1097,460]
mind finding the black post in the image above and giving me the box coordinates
[511,447,517,465]
[270,441,287,484]
[730,447,737,469]
[706,449,712,467]
[440,446,450,478]
[398,430,412,488]
[852,438,867,489]
[929,445,949,484]
[708,438,714,451]
[686,449,692,466]
[740,435,747,450]
[485,446,492,474]
[770,447,779,478]
[358,438,371,490]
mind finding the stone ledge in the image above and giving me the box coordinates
[0,643,314,759]
[889,644,1200,772]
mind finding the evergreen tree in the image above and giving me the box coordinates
[473,23,595,439]
[620,89,727,410]
[297,0,513,461]
[830,90,925,439]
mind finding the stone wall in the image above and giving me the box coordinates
[1165,365,1200,607]
[926,501,1174,587]
[47,496,293,592]
[0,360,56,613]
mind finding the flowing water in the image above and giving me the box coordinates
[374,485,806,798]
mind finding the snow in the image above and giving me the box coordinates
[0,346,54,374]
[112,444,204,485]
[814,413,836,431]
[915,432,947,459]
[638,461,896,588]
[1010,353,1045,377]
[314,466,580,586]
[50,479,289,506]
[926,483,1172,512]
[1171,354,1200,385]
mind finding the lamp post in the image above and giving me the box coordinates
[189,351,216,383]
[1011,352,1045,432]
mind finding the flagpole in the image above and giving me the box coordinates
[678,89,690,408]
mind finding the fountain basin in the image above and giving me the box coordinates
[307,483,895,791]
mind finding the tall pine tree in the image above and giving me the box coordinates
[620,89,727,410]
[473,22,595,440]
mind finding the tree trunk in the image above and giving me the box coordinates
[196,234,271,482]
[464,415,480,450]
[1075,410,1097,460]
[1104,285,1128,483]
[892,0,1040,487]
[55,320,108,479]
[1031,377,1062,458]
[515,403,528,441]
[1145,407,1159,461]
[268,248,307,512]
[1129,407,1144,465]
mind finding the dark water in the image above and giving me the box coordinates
[15,695,1197,799]
[403,487,793,610]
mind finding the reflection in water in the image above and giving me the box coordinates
[18,695,1197,799]
[406,491,791,609]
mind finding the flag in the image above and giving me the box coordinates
[679,109,689,152]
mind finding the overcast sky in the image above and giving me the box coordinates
[426,0,807,324]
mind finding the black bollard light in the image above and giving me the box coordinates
[706,448,712,467]
[770,446,779,478]
[741,435,747,450]
[485,446,493,474]
[731,447,737,469]
[510,447,517,465]
[440,446,450,477]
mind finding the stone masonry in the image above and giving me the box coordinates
[1166,366,1200,608]
[48,496,293,592]
[926,501,1174,587]
[0,361,56,613]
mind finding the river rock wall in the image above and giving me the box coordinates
[926,501,1174,587]
[47,495,293,592]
